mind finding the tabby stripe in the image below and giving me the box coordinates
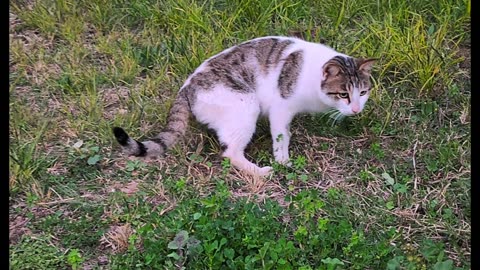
[225,74,249,92]
[166,117,188,127]
[330,56,361,88]
[135,140,148,157]
[163,126,182,135]
[278,50,303,98]
[150,137,168,151]
[265,38,279,66]
[240,69,255,87]
[273,41,294,66]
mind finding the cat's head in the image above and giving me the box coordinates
[320,56,376,116]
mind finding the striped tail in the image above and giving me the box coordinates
[113,90,191,157]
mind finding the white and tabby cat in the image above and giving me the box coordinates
[113,36,376,176]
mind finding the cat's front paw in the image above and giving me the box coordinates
[273,146,291,166]
[275,157,292,167]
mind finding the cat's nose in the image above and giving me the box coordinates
[351,104,360,114]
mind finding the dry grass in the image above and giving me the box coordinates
[100,224,136,254]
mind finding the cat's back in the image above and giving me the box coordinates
[205,36,302,69]
[202,35,341,73]
[181,36,342,92]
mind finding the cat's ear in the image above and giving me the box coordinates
[358,58,377,74]
[322,61,343,79]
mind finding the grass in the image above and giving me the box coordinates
[9,0,470,269]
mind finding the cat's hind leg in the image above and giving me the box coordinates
[217,112,272,177]
[193,91,271,176]
[221,139,272,177]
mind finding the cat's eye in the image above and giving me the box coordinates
[360,90,368,96]
[338,93,349,99]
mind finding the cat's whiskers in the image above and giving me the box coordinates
[319,108,337,121]
[334,112,346,126]
[326,110,347,127]
[330,111,340,126]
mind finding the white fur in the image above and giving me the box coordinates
[185,37,370,176]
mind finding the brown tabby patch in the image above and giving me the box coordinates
[278,50,304,98]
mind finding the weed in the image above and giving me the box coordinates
[66,249,84,270]
[10,236,67,269]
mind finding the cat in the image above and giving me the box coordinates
[113,36,376,176]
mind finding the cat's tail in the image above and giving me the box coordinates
[112,90,191,158]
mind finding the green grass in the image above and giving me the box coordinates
[10,0,470,269]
